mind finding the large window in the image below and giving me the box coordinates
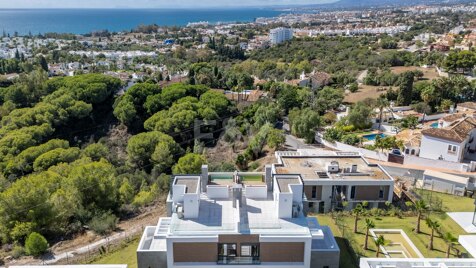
[241,244,259,257]
[218,243,237,257]
[311,186,317,199]
[350,186,356,199]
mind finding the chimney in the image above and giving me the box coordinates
[201,165,208,192]
[351,164,358,173]
[232,185,243,208]
[265,165,273,191]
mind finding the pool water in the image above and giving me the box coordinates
[430,122,439,128]
[362,133,387,141]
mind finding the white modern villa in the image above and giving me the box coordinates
[272,150,395,213]
[137,165,340,268]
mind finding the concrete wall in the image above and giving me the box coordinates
[245,185,268,199]
[316,135,388,161]
[207,185,229,199]
[311,250,340,268]
[276,192,293,218]
[404,155,470,172]
[419,135,464,162]
[183,193,200,218]
[137,251,167,268]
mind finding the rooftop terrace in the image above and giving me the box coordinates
[275,155,392,181]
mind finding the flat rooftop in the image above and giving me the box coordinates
[167,192,311,237]
[276,177,301,193]
[275,156,391,181]
[174,177,199,193]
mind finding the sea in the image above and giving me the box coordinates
[0,8,288,35]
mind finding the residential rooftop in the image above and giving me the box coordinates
[165,174,313,237]
[422,117,476,143]
[274,152,392,181]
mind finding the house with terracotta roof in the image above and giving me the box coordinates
[457,102,476,114]
[419,117,476,162]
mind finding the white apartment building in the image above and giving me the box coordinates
[137,170,339,268]
[269,27,293,45]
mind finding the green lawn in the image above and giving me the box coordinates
[88,238,139,268]
[240,174,263,181]
[415,189,475,212]
[318,212,468,268]
[316,191,476,268]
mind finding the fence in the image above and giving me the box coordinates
[34,226,146,266]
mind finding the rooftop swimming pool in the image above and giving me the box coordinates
[363,133,387,141]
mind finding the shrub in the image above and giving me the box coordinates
[25,232,48,256]
[11,245,25,258]
[341,125,356,132]
[323,128,344,142]
[88,211,118,235]
[341,134,362,146]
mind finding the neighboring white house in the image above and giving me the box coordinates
[419,117,476,162]
[420,170,473,196]
[269,27,293,45]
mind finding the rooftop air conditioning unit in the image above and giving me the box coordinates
[351,164,358,173]
[327,161,339,173]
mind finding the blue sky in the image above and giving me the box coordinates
[0,0,336,8]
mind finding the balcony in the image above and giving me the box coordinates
[217,256,261,265]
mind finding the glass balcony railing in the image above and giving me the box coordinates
[217,256,261,265]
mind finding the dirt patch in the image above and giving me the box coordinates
[390,66,440,80]
[344,85,392,103]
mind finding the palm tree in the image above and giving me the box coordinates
[425,217,440,250]
[364,218,375,250]
[353,204,364,233]
[376,97,389,132]
[374,235,387,257]
[414,200,428,233]
[443,232,458,258]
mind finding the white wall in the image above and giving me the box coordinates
[207,185,229,199]
[316,135,388,161]
[172,185,186,203]
[276,192,293,219]
[183,194,200,219]
[245,185,267,199]
[289,183,303,203]
[404,155,469,172]
[419,135,464,162]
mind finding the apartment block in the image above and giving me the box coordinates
[269,27,293,45]
[137,170,339,268]
[272,150,395,213]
